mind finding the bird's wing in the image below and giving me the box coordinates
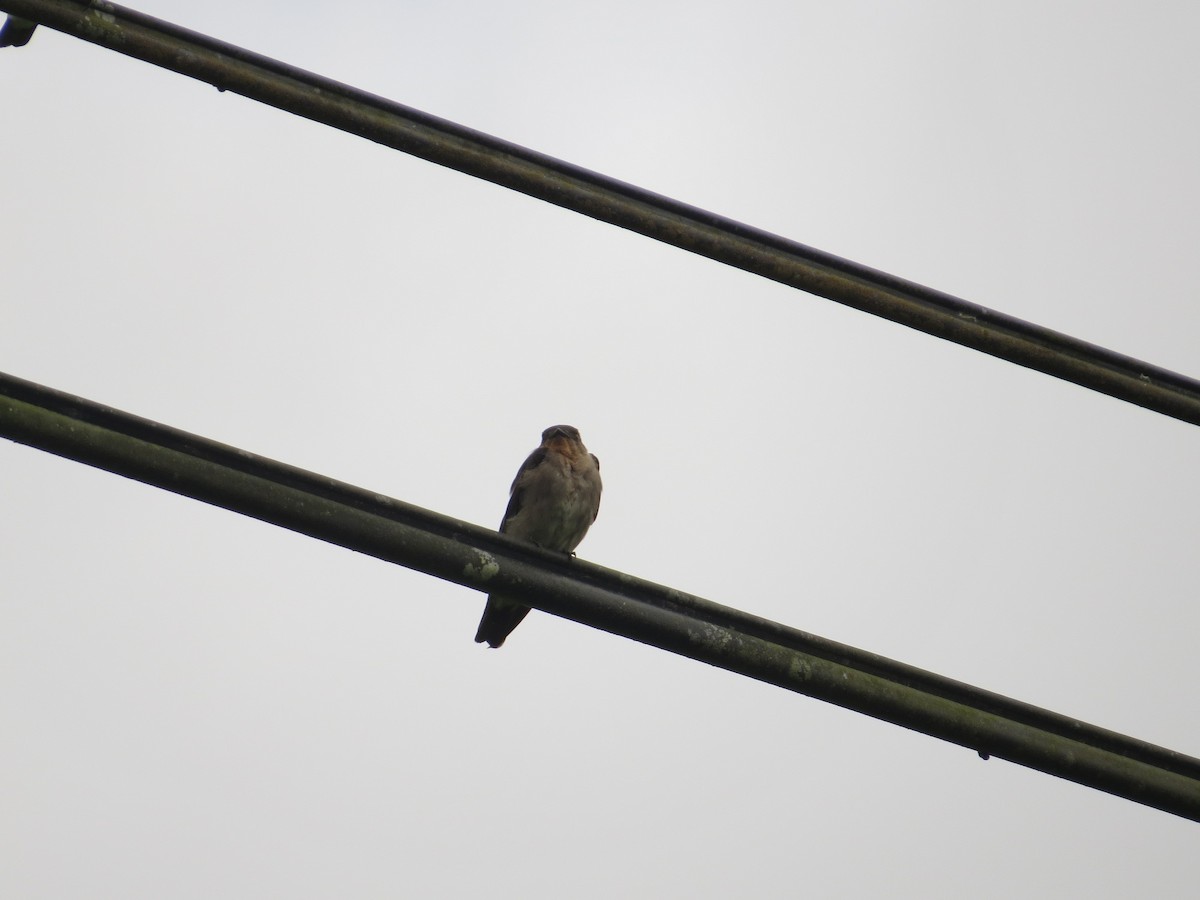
[500,446,547,529]
[590,454,601,520]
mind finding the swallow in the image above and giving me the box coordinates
[0,16,37,48]
[474,425,602,648]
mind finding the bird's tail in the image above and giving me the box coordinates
[0,16,37,47]
[474,595,531,648]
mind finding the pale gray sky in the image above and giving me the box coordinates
[3,1,1199,897]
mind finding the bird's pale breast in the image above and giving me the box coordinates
[506,455,599,553]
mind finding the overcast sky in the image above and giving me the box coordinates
[3,1,1199,897]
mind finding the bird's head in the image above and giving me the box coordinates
[542,424,580,442]
[541,424,584,454]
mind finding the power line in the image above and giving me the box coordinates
[2,369,1198,821]
[4,0,1200,426]
[5,0,1199,819]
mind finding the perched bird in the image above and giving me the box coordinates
[0,16,37,48]
[475,425,602,648]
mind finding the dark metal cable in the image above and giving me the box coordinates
[2,369,1199,821]
[4,0,1200,426]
